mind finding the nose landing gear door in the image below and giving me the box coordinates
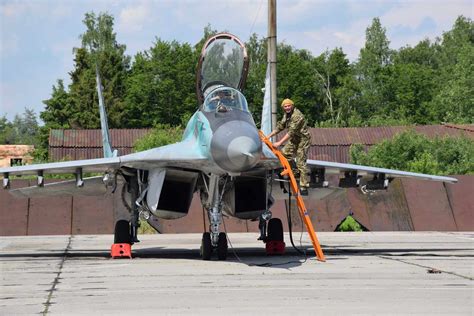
[196,33,249,105]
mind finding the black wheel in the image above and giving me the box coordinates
[217,232,228,260]
[114,220,131,244]
[267,218,284,242]
[201,232,212,260]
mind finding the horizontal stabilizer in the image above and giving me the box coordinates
[10,176,114,198]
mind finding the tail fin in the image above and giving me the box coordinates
[95,65,117,158]
[261,63,272,136]
[260,64,276,159]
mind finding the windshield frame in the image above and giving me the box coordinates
[202,87,249,113]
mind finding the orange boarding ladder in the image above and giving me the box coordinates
[259,131,326,262]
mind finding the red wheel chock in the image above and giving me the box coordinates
[111,243,132,259]
[266,240,286,255]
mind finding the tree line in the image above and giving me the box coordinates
[38,13,474,130]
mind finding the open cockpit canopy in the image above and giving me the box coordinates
[196,33,249,104]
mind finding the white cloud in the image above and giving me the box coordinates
[381,0,471,30]
[118,2,152,33]
[50,3,74,19]
[0,1,29,18]
[281,16,370,61]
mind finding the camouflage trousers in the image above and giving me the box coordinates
[281,137,311,188]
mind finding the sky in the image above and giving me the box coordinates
[1,0,472,123]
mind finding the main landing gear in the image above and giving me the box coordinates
[258,211,286,255]
[265,218,285,255]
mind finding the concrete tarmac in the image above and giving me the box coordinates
[1,232,473,315]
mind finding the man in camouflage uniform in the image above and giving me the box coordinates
[267,98,312,195]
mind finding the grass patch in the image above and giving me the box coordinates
[335,215,366,232]
[138,220,159,234]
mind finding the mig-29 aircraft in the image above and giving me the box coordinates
[0,33,457,260]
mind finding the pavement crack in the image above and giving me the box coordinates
[378,255,473,281]
[41,236,73,315]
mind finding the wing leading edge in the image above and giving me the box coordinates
[307,159,458,183]
[0,141,208,179]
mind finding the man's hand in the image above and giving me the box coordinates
[272,133,290,148]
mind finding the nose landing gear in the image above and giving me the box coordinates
[200,232,228,260]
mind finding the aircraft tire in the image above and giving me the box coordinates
[267,218,284,242]
[217,232,228,260]
[114,220,131,244]
[201,232,212,260]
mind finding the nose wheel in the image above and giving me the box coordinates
[201,232,212,260]
[217,232,228,260]
[200,232,228,260]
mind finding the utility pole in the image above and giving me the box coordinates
[268,0,277,131]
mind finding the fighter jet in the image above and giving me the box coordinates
[0,33,457,260]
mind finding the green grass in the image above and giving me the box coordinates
[335,215,365,232]
[138,220,159,234]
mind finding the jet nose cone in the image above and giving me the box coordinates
[211,120,262,173]
[227,136,260,169]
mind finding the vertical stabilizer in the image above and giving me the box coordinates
[261,64,272,137]
[95,65,116,158]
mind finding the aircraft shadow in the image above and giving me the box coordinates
[0,246,309,269]
[1,246,471,267]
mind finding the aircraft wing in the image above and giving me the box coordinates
[307,159,458,183]
[0,141,208,176]
[0,157,121,176]
[9,176,112,198]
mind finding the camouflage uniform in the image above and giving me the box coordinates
[275,108,312,188]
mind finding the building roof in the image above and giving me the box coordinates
[48,129,151,161]
[48,124,473,163]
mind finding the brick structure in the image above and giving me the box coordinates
[0,145,34,168]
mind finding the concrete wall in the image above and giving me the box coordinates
[1,176,472,236]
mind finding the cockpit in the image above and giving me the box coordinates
[202,87,249,113]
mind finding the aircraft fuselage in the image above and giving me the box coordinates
[182,88,262,175]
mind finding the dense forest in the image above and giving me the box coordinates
[0,12,472,173]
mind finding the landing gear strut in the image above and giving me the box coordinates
[200,174,228,260]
